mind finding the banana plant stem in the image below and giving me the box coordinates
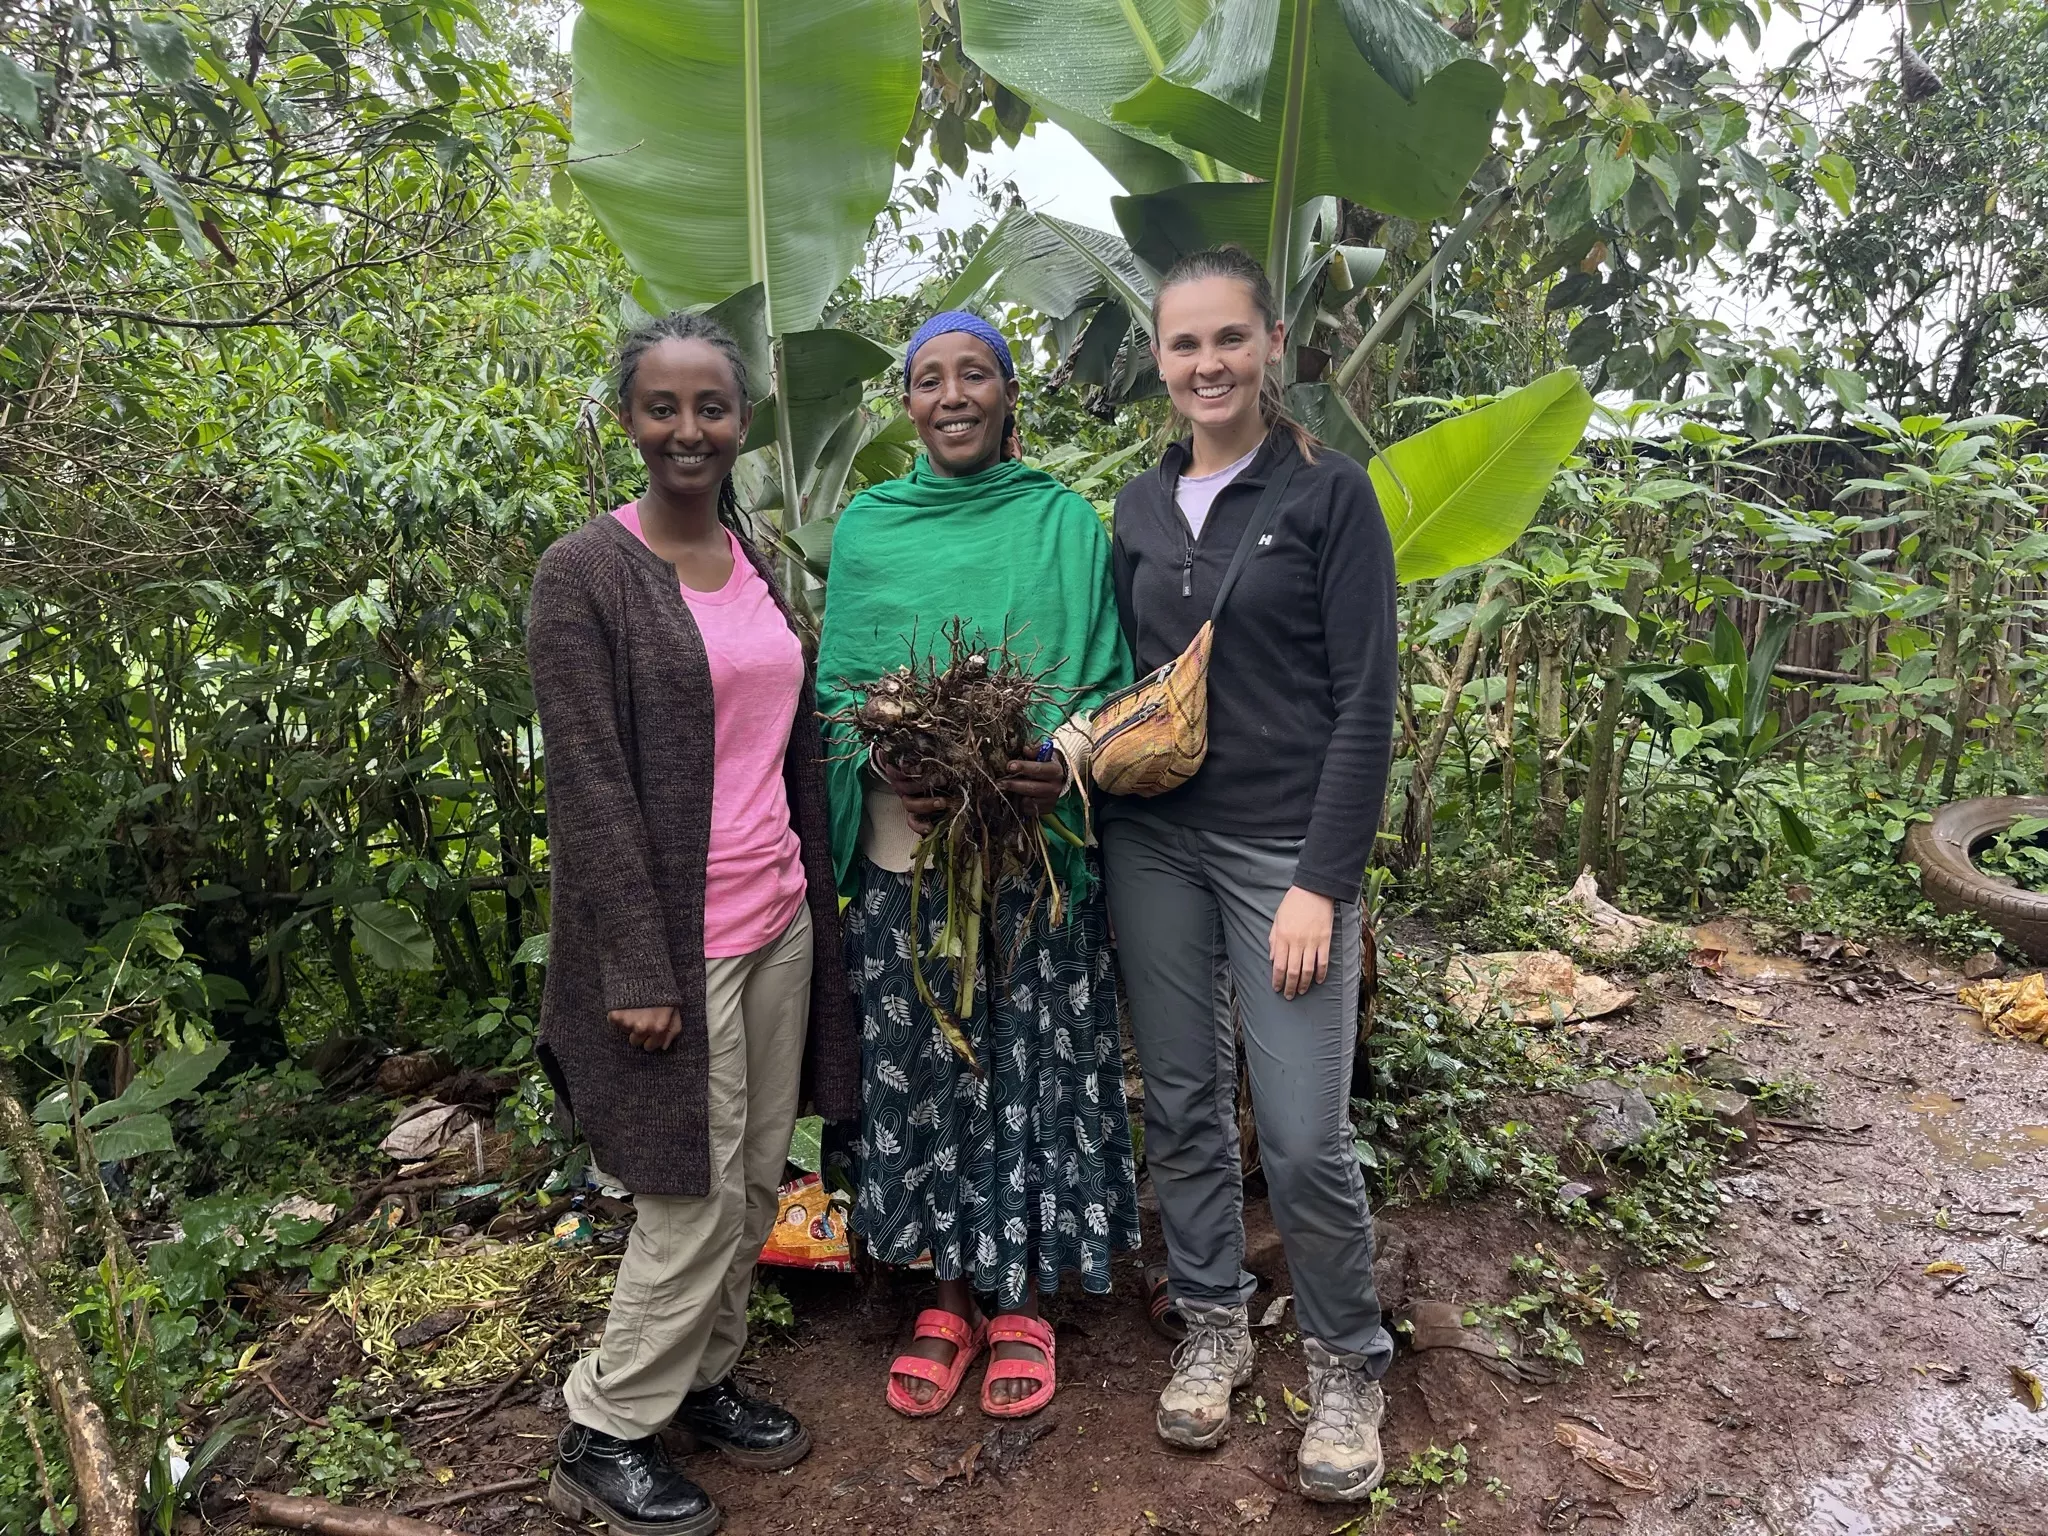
[770,333,804,584]
[1265,0,1317,298]
[1333,189,1508,395]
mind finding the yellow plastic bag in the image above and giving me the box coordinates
[1957,972,2048,1045]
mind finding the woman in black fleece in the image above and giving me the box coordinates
[1099,246,1398,1504]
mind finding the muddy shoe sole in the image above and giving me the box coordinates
[670,1422,813,1472]
[1298,1460,1386,1503]
[546,1470,722,1536]
[1154,1359,1257,1451]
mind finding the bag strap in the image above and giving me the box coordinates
[1208,442,1302,625]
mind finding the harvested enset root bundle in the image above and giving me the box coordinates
[834,617,1082,1075]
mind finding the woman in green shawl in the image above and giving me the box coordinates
[818,311,1139,1421]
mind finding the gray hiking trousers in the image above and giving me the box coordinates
[1102,808,1393,1373]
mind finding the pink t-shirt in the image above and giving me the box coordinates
[613,505,807,958]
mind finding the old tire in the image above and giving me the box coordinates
[1902,796,2048,961]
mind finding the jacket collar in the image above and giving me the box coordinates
[1153,425,1292,499]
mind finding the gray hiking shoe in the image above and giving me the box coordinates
[1297,1339,1386,1502]
[1155,1301,1255,1450]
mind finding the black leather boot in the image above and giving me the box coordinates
[671,1376,812,1470]
[548,1424,720,1536]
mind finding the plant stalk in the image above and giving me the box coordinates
[1264,0,1317,298]
[770,333,805,575]
[1575,569,1652,883]
[1534,632,1566,860]
[1497,618,1527,854]
[1400,576,1504,867]
[0,1073,136,1536]
[1333,190,1509,394]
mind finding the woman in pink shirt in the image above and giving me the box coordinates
[528,312,854,1536]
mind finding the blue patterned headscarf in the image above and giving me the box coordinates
[904,309,1016,382]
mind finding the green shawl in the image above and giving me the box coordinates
[817,454,1131,904]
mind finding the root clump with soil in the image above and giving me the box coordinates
[833,617,1075,1072]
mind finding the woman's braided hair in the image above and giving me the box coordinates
[614,310,753,533]
[1152,245,1320,463]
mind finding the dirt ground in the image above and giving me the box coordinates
[229,925,2048,1536]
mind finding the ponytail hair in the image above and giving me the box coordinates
[1152,245,1319,464]
[613,310,753,536]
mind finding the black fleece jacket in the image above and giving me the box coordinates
[1106,429,1398,901]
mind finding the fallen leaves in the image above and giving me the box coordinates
[1554,1419,1658,1491]
[1445,950,1636,1026]
[904,1441,982,1491]
[1912,1361,1970,1385]
[1797,932,1870,964]
[1685,970,1788,1025]
[904,1417,1056,1493]
[1400,1299,1556,1385]
[2014,1365,2045,1412]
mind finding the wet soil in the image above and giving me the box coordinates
[231,926,2048,1536]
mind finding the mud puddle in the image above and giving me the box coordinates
[1690,920,1812,982]
[1797,1390,2048,1535]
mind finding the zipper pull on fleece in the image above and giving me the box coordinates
[1181,547,1194,598]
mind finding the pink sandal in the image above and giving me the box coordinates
[886,1308,986,1419]
[980,1313,1056,1419]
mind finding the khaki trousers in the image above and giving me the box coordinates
[563,902,813,1440]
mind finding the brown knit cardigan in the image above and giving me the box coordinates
[525,512,856,1197]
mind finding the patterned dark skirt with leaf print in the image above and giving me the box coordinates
[845,857,1141,1310]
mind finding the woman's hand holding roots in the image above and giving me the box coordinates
[1268,887,1335,1000]
[878,759,958,835]
[997,754,1065,820]
[881,750,1064,831]
[609,1005,682,1052]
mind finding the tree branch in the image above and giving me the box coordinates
[0,1178,136,1536]
[0,228,484,331]
[0,1059,67,1270]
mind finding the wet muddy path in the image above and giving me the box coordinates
[285,926,2048,1536]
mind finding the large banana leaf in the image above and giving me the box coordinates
[742,328,898,499]
[704,284,773,402]
[943,208,1128,321]
[1309,368,1596,581]
[948,184,1329,329]
[1114,0,1501,222]
[1332,0,1468,102]
[570,0,920,336]
[958,0,1210,164]
[1285,379,1381,468]
[1110,181,1315,273]
[1158,0,1280,116]
[941,208,1161,334]
[707,283,891,522]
